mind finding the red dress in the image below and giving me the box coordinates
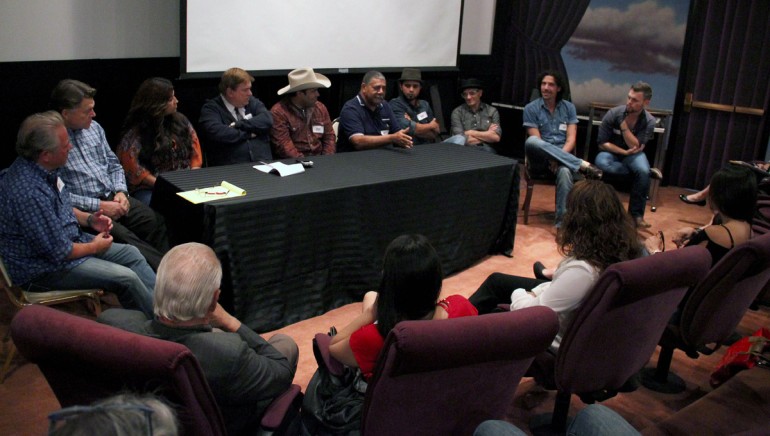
[348,295,478,380]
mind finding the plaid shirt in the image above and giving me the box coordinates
[59,120,128,211]
[0,158,92,285]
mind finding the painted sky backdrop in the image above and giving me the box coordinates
[564,0,690,113]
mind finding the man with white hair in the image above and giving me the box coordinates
[99,243,298,435]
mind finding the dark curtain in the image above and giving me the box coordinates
[500,0,590,105]
[669,0,770,189]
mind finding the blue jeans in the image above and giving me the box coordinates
[525,136,578,226]
[131,188,153,205]
[473,405,639,436]
[595,151,650,218]
[445,134,498,154]
[29,243,155,317]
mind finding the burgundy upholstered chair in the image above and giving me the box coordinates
[317,306,559,436]
[528,245,711,432]
[11,305,301,436]
[641,233,770,393]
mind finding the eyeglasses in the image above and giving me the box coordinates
[48,404,155,435]
[461,90,479,98]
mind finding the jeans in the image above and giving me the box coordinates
[29,243,155,317]
[445,134,498,154]
[595,151,650,218]
[525,136,578,225]
[473,405,640,436]
[131,188,153,205]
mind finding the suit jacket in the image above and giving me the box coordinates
[198,95,273,166]
[98,308,294,436]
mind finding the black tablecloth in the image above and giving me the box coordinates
[153,143,519,331]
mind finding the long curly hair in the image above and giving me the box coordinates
[122,78,193,174]
[375,234,443,338]
[557,180,643,271]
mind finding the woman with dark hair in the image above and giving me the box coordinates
[470,179,643,350]
[648,165,756,265]
[117,77,202,204]
[329,234,477,380]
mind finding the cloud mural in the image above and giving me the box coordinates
[569,78,631,113]
[567,0,686,76]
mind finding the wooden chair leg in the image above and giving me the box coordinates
[523,181,534,224]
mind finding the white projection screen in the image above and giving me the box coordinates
[182,0,463,77]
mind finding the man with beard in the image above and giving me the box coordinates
[595,81,663,228]
[270,67,336,158]
[337,71,413,152]
[389,68,440,145]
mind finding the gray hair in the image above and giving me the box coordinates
[154,243,222,321]
[362,70,386,86]
[50,79,97,111]
[16,111,65,160]
[631,81,653,101]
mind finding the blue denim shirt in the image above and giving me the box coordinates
[0,158,92,285]
[522,98,578,146]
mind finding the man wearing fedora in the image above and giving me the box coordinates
[337,70,413,152]
[198,67,273,166]
[270,67,336,158]
[448,78,501,154]
[390,68,440,145]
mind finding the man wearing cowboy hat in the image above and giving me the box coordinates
[337,70,413,152]
[199,67,273,166]
[448,78,501,154]
[389,68,440,145]
[270,68,336,158]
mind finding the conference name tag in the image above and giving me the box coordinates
[312,125,324,134]
[380,130,389,135]
[613,128,622,135]
[559,123,567,131]
[417,111,428,121]
[244,113,253,120]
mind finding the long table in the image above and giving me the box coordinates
[153,143,519,331]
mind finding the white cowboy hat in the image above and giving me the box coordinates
[277,67,331,95]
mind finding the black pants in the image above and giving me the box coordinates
[111,196,169,270]
[469,272,546,314]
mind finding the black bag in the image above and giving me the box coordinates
[301,335,367,435]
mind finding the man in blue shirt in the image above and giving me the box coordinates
[389,68,440,145]
[0,111,155,316]
[51,79,169,270]
[595,81,663,228]
[523,71,602,227]
[337,71,413,152]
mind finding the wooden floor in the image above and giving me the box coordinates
[1,178,768,435]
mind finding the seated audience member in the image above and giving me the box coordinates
[117,77,202,205]
[474,404,640,436]
[49,393,179,436]
[389,68,441,145]
[680,160,769,206]
[329,234,477,380]
[0,112,155,317]
[646,165,756,266]
[337,71,413,152]
[198,67,273,165]
[447,78,502,153]
[98,242,297,436]
[270,67,336,158]
[594,81,663,228]
[523,70,603,228]
[51,79,169,270]
[470,180,643,351]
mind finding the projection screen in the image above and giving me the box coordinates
[182,0,463,77]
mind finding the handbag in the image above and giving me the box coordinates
[710,327,770,388]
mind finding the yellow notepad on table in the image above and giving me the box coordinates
[177,181,246,204]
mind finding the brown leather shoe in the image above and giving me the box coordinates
[580,163,603,180]
[635,217,652,228]
[650,167,663,180]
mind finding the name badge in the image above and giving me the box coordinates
[559,123,567,131]
[312,125,324,134]
[380,130,389,136]
[417,111,428,121]
[243,113,253,120]
[56,177,65,192]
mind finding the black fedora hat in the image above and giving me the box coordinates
[460,78,484,91]
[398,68,423,83]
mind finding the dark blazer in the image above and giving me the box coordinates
[98,308,294,436]
[198,95,274,166]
